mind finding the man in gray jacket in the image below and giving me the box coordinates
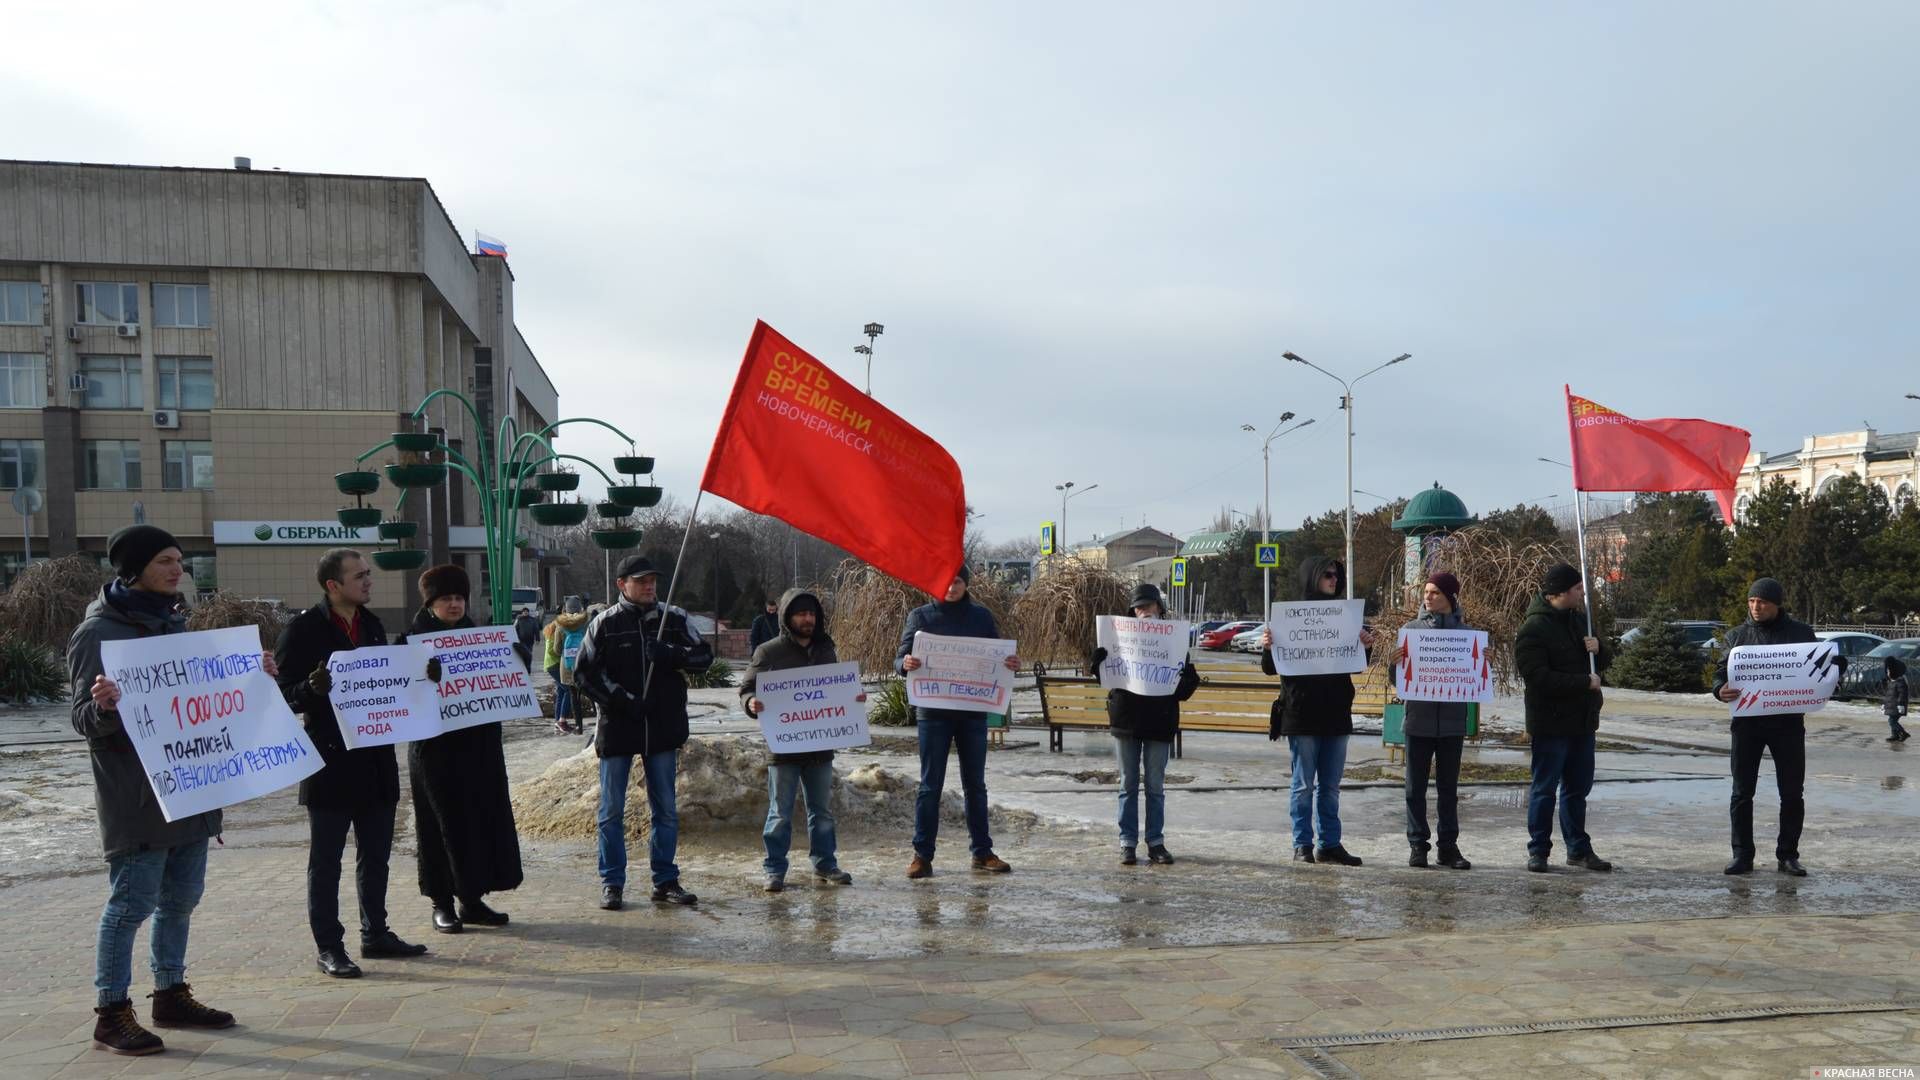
[68,526,274,1056]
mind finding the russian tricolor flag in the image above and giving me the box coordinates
[475,232,508,258]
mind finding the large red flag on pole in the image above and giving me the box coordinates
[1565,387,1750,523]
[700,321,967,597]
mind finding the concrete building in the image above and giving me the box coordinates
[0,158,563,624]
[1063,526,1182,570]
[1735,428,1919,519]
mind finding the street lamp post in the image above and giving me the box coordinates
[709,530,723,627]
[860,322,884,396]
[1283,351,1411,599]
[1054,481,1098,558]
[1239,413,1313,617]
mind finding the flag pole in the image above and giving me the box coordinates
[641,489,707,698]
[1565,387,1597,674]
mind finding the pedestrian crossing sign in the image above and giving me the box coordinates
[1040,521,1055,556]
[1256,543,1280,567]
[1170,558,1188,586]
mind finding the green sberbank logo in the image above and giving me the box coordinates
[254,524,273,541]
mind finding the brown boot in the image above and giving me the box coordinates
[906,856,933,880]
[149,984,234,1029]
[92,1001,164,1056]
[971,853,1013,873]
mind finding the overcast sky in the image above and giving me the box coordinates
[9,2,1918,548]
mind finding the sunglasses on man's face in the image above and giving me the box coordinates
[1321,571,1339,579]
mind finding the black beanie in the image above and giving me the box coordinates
[418,563,471,605]
[1748,578,1786,605]
[1128,583,1166,612]
[108,525,180,582]
[1542,563,1582,596]
[957,564,973,584]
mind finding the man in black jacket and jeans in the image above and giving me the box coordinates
[1711,577,1838,877]
[1514,563,1613,874]
[275,549,428,978]
[573,556,713,911]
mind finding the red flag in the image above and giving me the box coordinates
[1566,387,1750,522]
[700,321,967,597]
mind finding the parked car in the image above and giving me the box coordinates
[1190,620,1230,646]
[1815,630,1888,660]
[1835,639,1920,701]
[1230,627,1268,653]
[1620,620,1727,659]
[1199,620,1262,650]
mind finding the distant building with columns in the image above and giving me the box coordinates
[1735,428,1918,520]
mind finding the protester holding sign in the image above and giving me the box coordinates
[896,567,1020,879]
[1391,572,1474,870]
[396,565,524,933]
[1256,557,1375,867]
[741,589,865,892]
[67,526,264,1056]
[1711,577,1842,877]
[1087,584,1198,866]
[573,556,713,912]
[1514,563,1614,874]
[274,549,429,979]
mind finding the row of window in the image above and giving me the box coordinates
[0,354,213,410]
[0,282,212,328]
[1,552,216,590]
[0,438,214,491]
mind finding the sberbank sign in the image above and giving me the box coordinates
[215,521,376,546]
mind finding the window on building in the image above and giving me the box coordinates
[163,440,213,491]
[1,353,46,408]
[0,282,44,325]
[0,439,44,489]
[152,284,211,328]
[1898,484,1917,512]
[81,356,142,409]
[75,282,140,325]
[157,356,214,410]
[184,553,216,592]
[83,440,141,490]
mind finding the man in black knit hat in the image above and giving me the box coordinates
[1514,562,1613,874]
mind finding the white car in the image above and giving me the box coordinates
[1815,630,1887,660]
[1229,627,1267,653]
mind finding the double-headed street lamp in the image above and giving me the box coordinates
[856,322,884,396]
[1054,480,1098,558]
[1239,412,1314,616]
[1283,351,1412,600]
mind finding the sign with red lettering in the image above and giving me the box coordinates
[412,625,542,732]
[1726,642,1841,719]
[327,644,442,748]
[755,662,870,752]
[1396,628,1493,705]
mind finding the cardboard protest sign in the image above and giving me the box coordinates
[327,644,440,748]
[1396,628,1493,705]
[908,632,1018,713]
[100,626,321,822]
[1266,600,1368,676]
[755,661,870,752]
[412,625,542,732]
[1726,641,1842,719]
[1095,616,1192,697]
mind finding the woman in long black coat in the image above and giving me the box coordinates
[400,564,524,933]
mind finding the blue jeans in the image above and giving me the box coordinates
[1528,733,1596,858]
[1287,735,1348,849]
[763,760,839,876]
[1114,735,1170,848]
[913,710,992,860]
[95,839,208,1006]
[598,750,679,888]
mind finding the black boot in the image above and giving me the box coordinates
[1437,846,1472,870]
[1315,845,1363,867]
[431,900,463,934]
[1724,856,1754,875]
[458,897,509,927]
[1408,847,1429,868]
[1293,846,1316,863]
[92,1001,163,1056]
[1777,858,1808,877]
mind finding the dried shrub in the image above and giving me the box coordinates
[0,555,111,653]
[1008,561,1131,667]
[185,594,290,651]
[0,634,64,703]
[824,560,1014,675]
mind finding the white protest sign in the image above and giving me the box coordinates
[100,626,321,822]
[327,644,440,748]
[1396,628,1493,705]
[1267,600,1368,676]
[755,661,871,752]
[413,625,542,732]
[1095,616,1192,697]
[908,632,1018,713]
[1726,641,1842,719]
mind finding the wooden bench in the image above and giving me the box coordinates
[1032,663,1396,757]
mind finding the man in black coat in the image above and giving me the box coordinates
[1087,583,1199,866]
[275,549,428,979]
[1513,563,1613,873]
[748,597,781,653]
[1711,577,1841,877]
[573,555,713,912]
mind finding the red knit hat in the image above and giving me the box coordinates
[1427,571,1461,609]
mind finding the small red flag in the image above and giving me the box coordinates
[700,321,967,597]
[1566,387,1750,522]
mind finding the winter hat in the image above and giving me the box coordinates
[418,563,471,605]
[1748,578,1787,605]
[1426,571,1461,610]
[1542,563,1582,596]
[108,525,180,582]
[563,595,585,614]
[614,555,663,580]
[1128,583,1166,613]
[784,593,823,627]
[956,564,973,584]
[1887,657,1908,680]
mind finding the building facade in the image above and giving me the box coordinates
[0,159,563,625]
[1735,428,1919,519]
